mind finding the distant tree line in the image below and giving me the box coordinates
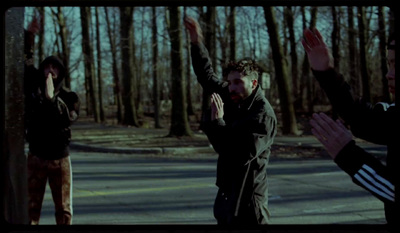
[24,6,395,136]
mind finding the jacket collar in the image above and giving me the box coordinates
[237,85,261,110]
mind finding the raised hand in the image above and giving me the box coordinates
[27,13,42,35]
[211,93,224,121]
[310,112,353,159]
[183,16,203,44]
[301,28,334,71]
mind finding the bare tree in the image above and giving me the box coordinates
[120,6,139,126]
[357,6,371,102]
[104,7,123,123]
[264,6,299,135]
[36,7,45,65]
[377,6,390,102]
[51,7,71,89]
[198,6,216,130]
[166,6,193,137]
[229,6,236,61]
[80,6,100,122]
[299,6,317,112]
[184,7,195,117]
[95,7,105,122]
[347,6,359,94]
[4,7,28,223]
[284,7,299,106]
[331,6,341,70]
[152,7,162,128]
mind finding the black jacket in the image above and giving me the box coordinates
[313,68,399,229]
[191,42,277,223]
[24,31,80,160]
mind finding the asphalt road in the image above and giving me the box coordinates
[36,150,386,225]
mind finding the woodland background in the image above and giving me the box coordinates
[2,3,396,223]
[22,5,395,136]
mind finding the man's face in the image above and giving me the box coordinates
[44,63,60,80]
[227,71,257,104]
[386,40,395,99]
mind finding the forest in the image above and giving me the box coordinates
[22,5,395,136]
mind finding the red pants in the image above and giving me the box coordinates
[27,153,72,225]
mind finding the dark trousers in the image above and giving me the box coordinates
[213,188,258,225]
[27,153,72,225]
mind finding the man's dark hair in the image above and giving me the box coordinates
[223,58,259,80]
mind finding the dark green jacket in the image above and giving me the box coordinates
[191,42,277,224]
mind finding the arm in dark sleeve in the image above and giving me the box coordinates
[313,68,393,144]
[312,69,359,122]
[190,42,227,94]
[334,141,395,204]
[24,29,40,97]
[58,90,81,123]
[24,29,35,60]
[67,92,80,122]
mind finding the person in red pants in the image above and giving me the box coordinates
[24,15,80,225]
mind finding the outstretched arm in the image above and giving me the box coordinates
[25,14,42,62]
[184,16,227,95]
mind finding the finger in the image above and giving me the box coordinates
[211,93,215,104]
[215,94,224,108]
[301,39,311,53]
[304,28,321,48]
[310,113,331,137]
[184,17,194,28]
[213,96,221,109]
[214,93,221,102]
[336,119,349,132]
[311,127,328,145]
[303,28,316,47]
[313,28,325,44]
[318,112,338,132]
[310,118,327,139]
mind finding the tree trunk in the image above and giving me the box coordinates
[347,6,359,94]
[199,6,216,130]
[357,6,371,102]
[377,6,390,102]
[299,6,317,113]
[133,9,141,117]
[152,7,162,128]
[331,6,341,70]
[4,7,29,224]
[284,7,299,107]
[104,7,123,124]
[80,6,100,122]
[119,6,139,126]
[229,6,236,62]
[95,7,105,122]
[36,7,45,65]
[55,7,71,89]
[306,7,318,113]
[264,6,299,135]
[166,6,193,137]
[184,7,195,117]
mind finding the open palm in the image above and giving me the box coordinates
[302,28,334,71]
